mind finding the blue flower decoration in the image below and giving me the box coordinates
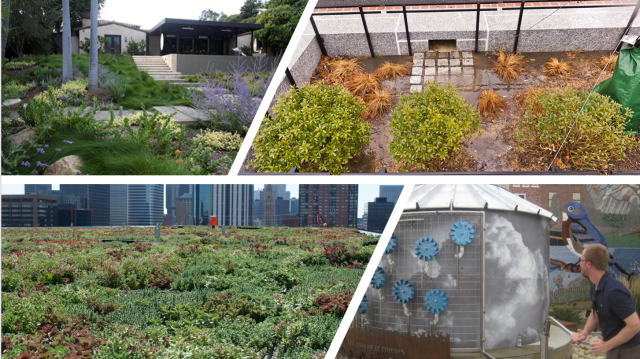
[385,234,397,254]
[414,236,438,261]
[424,289,449,314]
[392,280,414,303]
[358,295,368,314]
[370,267,386,289]
[450,221,474,246]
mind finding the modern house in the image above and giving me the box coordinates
[72,15,262,57]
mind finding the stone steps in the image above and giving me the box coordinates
[132,56,194,88]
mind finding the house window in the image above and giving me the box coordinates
[573,193,581,203]
[522,184,530,188]
[516,194,526,200]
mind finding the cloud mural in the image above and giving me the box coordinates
[484,213,549,349]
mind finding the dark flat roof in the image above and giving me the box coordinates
[148,18,263,37]
[315,0,601,6]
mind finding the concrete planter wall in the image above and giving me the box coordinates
[162,54,278,75]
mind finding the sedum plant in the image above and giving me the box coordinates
[389,81,481,170]
[516,88,636,170]
[252,82,369,174]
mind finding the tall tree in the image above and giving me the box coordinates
[88,0,98,91]
[199,9,227,22]
[237,0,263,23]
[255,0,306,53]
[7,0,60,59]
[1,0,10,59]
[62,0,73,83]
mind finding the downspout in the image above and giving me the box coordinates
[481,212,493,359]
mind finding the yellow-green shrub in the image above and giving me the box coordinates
[192,130,244,152]
[516,88,636,169]
[33,78,88,104]
[111,112,182,138]
[251,82,369,174]
[389,82,481,170]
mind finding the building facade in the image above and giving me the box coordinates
[59,185,111,226]
[176,193,194,226]
[264,185,275,226]
[2,194,58,227]
[110,184,128,226]
[275,196,291,226]
[379,185,404,204]
[211,184,254,226]
[24,184,52,195]
[298,185,358,228]
[194,184,211,226]
[127,185,165,226]
[166,184,192,225]
[365,197,395,233]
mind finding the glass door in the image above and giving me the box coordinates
[104,35,122,55]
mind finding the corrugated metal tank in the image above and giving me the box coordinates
[363,185,556,352]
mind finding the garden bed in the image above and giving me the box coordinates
[245,48,640,174]
[1,226,375,359]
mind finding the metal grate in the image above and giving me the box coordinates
[365,211,483,351]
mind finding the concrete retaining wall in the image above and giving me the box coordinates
[309,7,640,56]
[162,54,278,75]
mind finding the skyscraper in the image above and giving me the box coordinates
[298,185,358,228]
[194,184,211,226]
[275,196,290,226]
[211,184,254,226]
[127,185,164,226]
[264,185,274,226]
[59,185,111,226]
[176,193,194,225]
[24,184,52,194]
[380,185,404,204]
[290,198,298,215]
[110,184,128,226]
[365,197,395,233]
[166,184,191,225]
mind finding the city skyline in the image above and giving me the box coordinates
[3,184,387,218]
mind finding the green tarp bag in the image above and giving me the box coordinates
[593,45,640,134]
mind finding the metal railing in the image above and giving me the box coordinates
[239,167,640,175]
[310,0,640,56]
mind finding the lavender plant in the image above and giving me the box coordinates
[99,66,127,102]
[192,55,278,136]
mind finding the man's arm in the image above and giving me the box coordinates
[594,312,640,353]
[571,310,599,344]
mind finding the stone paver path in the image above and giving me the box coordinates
[410,51,474,92]
[6,106,208,125]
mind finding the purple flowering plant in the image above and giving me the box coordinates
[191,55,279,136]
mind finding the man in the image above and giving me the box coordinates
[570,244,640,358]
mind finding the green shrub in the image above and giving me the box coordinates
[389,82,481,170]
[3,61,36,71]
[79,36,107,54]
[126,39,147,56]
[192,130,244,151]
[549,307,583,323]
[602,213,626,228]
[516,88,636,170]
[252,82,369,174]
[2,81,36,100]
[108,111,184,156]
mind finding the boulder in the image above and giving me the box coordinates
[47,155,83,175]
[7,128,35,146]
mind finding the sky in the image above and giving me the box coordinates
[99,0,247,30]
[1,184,395,218]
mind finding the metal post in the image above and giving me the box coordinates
[310,16,328,56]
[540,317,551,359]
[402,5,412,56]
[475,3,481,53]
[513,1,525,53]
[359,6,375,57]
[285,67,297,89]
[617,1,640,52]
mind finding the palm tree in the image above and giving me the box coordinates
[88,0,98,91]
[62,0,72,83]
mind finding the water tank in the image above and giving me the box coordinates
[363,184,556,352]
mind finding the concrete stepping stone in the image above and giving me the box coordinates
[413,52,424,60]
[425,59,436,67]
[436,67,448,74]
[412,67,423,76]
[463,59,474,66]
[153,106,193,123]
[410,85,423,93]
[413,58,423,66]
[438,59,449,66]
[173,106,208,120]
[425,52,437,59]
[463,67,474,74]
[450,67,462,74]
[424,75,435,83]
[450,59,461,66]
[451,52,461,59]
[410,76,423,85]
[2,99,21,107]
[424,67,436,76]
[462,52,473,59]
